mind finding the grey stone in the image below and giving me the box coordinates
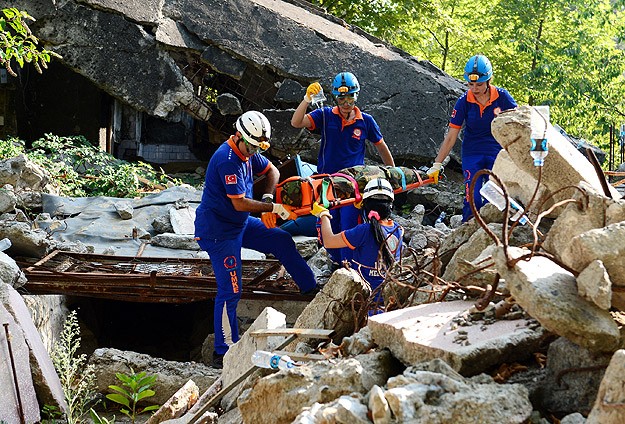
[586,349,625,424]
[88,347,220,406]
[215,93,243,115]
[492,246,621,352]
[540,337,610,417]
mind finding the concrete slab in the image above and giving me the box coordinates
[7,285,67,413]
[368,300,546,376]
[0,302,41,423]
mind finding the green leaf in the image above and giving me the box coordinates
[108,384,131,397]
[136,389,156,401]
[106,393,131,408]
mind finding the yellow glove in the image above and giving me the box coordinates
[426,162,443,184]
[304,82,322,103]
[272,203,298,221]
[311,202,331,219]
[261,212,277,229]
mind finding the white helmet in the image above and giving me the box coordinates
[236,111,271,151]
[363,178,394,201]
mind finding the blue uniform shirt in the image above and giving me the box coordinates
[195,137,270,240]
[342,221,403,290]
[307,106,384,173]
[450,85,517,157]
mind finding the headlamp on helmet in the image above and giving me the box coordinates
[236,111,271,153]
[332,72,360,96]
[463,55,493,83]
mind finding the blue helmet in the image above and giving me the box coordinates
[464,55,493,83]
[332,72,360,96]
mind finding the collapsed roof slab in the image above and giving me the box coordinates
[368,300,546,376]
[11,0,466,165]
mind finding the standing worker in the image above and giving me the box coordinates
[427,54,517,221]
[311,178,403,314]
[194,111,318,368]
[291,72,395,263]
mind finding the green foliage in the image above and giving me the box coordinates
[312,0,625,162]
[41,404,63,423]
[0,7,61,75]
[51,310,98,424]
[0,136,25,159]
[0,134,189,197]
[106,370,159,423]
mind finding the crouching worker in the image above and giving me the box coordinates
[311,178,403,314]
[194,111,318,368]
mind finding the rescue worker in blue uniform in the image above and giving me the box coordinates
[194,111,317,368]
[311,178,403,314]
[427,55,517,221]
[291,72,395,263]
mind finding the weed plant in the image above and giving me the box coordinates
[106,370,159,423]
[50,310,98,424]
[0,134,196,198]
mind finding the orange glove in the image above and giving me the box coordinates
[272,203,298,221]
[261,212,277,228]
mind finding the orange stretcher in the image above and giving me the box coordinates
[275,165,437,217]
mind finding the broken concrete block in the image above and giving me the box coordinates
[368,300,545,376]
[0,298,41,424]
[541,337,610,417]
[586,349,625,424]
[561,221,625,291]
[238,353,394,424]
[221,307,288,406]
[543,181,625,264]
[492,246,621,352]
[170,207,196,235]
[114,201,134,220]
[294,268,370,345]
[145,379,199,424]
[368,384,391,424]
[384,360,532,423]
[5,285,67,415]
[491,106,620,212]
[577,260,612,310]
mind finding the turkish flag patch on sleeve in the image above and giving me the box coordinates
[225,174,237,184]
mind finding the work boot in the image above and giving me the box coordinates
[212,351,224,369]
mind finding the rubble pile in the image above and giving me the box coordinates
[1,106,624,423]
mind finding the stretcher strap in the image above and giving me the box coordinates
[330,172,362,203]
[396,168,407,191]
[320,178,331,208]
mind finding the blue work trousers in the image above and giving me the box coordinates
[462,153,499,222]
[197,217,315,355]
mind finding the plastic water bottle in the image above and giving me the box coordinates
[251,350,295,370]
[0,238,11,252]
[479,181,528,225]
[311,88,326,109]
[530,106,550,167]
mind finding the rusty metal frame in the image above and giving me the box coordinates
[20,250,307,303]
